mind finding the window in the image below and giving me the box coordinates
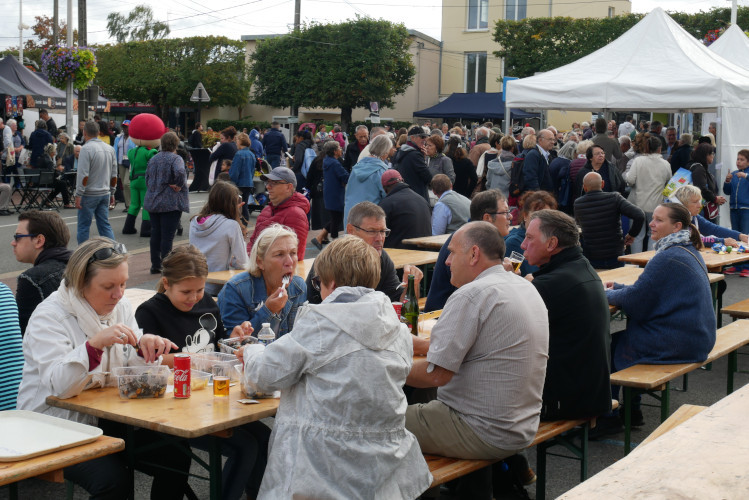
[506,0,527,21]
[465,52,487,93]
[608,6,615,17]
[467,0,489,30]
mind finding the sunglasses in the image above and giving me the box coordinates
[13,233,38,241]
[87,242,127,267]
[311,276,321,291]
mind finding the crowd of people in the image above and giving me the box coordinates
[0,111,738,499]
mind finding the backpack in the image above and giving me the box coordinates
[508,151,527,198]
[301,147,317,178]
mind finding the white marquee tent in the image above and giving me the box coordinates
[710,24,749,72]
[506,7,749,223]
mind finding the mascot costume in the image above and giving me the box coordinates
[123,114,167,237]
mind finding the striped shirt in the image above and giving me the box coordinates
[428,265,549,449]
[0,283,23,410]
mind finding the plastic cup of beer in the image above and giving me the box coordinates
[212,364,230,397]
[509,251,525,272]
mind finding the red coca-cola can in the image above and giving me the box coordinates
[174,354,191,399]
[392,302,402,317]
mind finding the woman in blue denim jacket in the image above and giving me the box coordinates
[218,224,306,336]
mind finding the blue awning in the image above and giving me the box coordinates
[414,92,537,120]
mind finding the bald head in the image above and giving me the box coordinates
[583,172,603,192]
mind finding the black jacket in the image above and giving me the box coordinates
[393,144,433,202]
[574,190,645,261]
[378,182,432,249]
[17,247,72,335]
[690,162,718,204]
[574,160,625,199]
[531,246,612,420]
[452,157,478,198]
[188,130,203,149]
[669,145,692,174]
[305,251,402,304]
[342,142,364,172]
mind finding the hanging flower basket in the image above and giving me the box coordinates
[41,46,97,91]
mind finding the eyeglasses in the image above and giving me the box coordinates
[87,242,127,267]
[311,276,321,291]
[13,233,38,241]
[352,225,391,237]
[487,210,512,218]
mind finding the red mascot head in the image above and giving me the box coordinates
[128,113,167,149]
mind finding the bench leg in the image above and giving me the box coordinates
[126,425,136,500]
[580,424,589,482]
[728,350,737,394]
[660,382,670,423]
[536,441,547,500]
[208,436,222,500]
[623,387,632,455]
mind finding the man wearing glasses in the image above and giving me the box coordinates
[424,190,515,312]
[11,210,72,335]
[248,166,310,259]
[305,202,424,310]
[521,128,555,194]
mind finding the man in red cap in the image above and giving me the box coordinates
[378,169,431,249]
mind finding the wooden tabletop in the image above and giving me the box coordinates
[124,287,156,310]
[597,266,725,286]
[46,387,280,439]
[0,435,124,487]
[559,383,749,498]
[619,248,749,272]
[401,234,450,250]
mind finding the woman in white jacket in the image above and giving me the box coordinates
[237,236,433,500]
[16,238,189,500]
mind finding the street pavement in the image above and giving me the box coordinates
[2,196,749,498]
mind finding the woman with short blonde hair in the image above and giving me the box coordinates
[673,185,749,249]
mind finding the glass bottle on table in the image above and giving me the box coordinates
[400,274,419,336]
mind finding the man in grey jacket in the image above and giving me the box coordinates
[75,121,117,244]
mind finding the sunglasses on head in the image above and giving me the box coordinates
[87,242,127,267]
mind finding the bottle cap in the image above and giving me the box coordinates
[262,323,270,328]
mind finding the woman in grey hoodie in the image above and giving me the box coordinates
[189,181,249,295]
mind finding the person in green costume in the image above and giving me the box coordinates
[123,145,157,237]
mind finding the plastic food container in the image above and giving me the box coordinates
[114,366,169,399]
[191,370,211,391]
[218,336,258,355]
[234,364,273,398]
[190,352,241,381]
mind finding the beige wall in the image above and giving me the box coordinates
[548,110,593,132]
[232,32,441,125]
[440,0,632,98]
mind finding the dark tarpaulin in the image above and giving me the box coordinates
[0,75,29,96]
[0,56,66,101]
[414,92,537,120]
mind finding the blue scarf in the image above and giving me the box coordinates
[654,229,691,253]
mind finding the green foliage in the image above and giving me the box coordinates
[250,18,415,129]
[41,46,97,91]
[493,7,749,78]
[95,37,251,120]
[106,5,170,44]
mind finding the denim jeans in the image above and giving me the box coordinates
[77,194,115,244]
[149,210,182,270]
[267,154,281,169]
[730,208,749,234]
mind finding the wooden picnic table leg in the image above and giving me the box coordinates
[208,436,222,500]
[8,482,18,500]
[536,442,547,500]
[580,424,589,482]
[126,426,136,500]
[623,387,633,455]
[660,383,670,423]
[712,282,722,328]
[727,350,738,394]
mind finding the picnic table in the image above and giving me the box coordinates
[619,248,749,272]
[401,234,450,250]
[47,387,279,500]
[123,287,156,310]
[559,383,749,498]
[0,436,124,500]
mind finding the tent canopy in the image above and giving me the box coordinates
[0,75,30,96]
[0,56,65,101]
[414,92,536,119]
[505,8,749,112]
[709,24,749,69]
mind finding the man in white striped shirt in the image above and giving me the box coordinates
[406,221,549,497]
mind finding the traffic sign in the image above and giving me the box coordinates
[190,82,210,102]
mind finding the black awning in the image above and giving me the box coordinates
[414,92,537,120]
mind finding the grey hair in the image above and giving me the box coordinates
[370,126,385,138]
[44,143,57,155]
[476,127,490,139]
[368,134,393,158]
[576,139,593,155]
[58,132,70,142]
[680,133,693,145]
[563,131,578,142]
[459,221,506,261]
[84,120,99,137]
[355,124,369,134]
[529,209,579,249]
[347,201,385,226]
[6,119,16,127]
[322,140,340,157]
[619,135,631,145]
[558,141,577,160]
[673,185,702,205]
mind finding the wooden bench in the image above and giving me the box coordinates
[639,404,707,448]
[610,319,749,454]
[425,401,618,500]
[720,298,749,321]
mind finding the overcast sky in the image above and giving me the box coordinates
[0,0,740,52]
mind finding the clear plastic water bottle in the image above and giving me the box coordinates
[257,323,276,346]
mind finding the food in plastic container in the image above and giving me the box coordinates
[190,370,211,391]
[218,336,258,355]
[233,364,274,398]
[114,366,169,399]
[190,352,241,381]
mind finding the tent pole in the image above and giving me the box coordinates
[65,0,73,132]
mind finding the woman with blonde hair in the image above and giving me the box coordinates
[218,223,306,335]
[238,236,432,499]
[17,238,188,499]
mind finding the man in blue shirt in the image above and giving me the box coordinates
[261,122,288,169]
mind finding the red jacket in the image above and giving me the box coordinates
[248,192,310,259]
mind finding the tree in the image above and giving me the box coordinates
[106,5,170,44]
[95,37,251,121]
[25,15,78,50]
[250,18,415,130]
[493,7,749,78]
